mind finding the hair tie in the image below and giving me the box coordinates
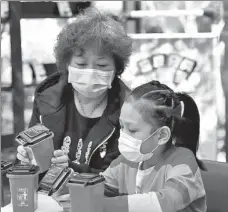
[165,104,182,118]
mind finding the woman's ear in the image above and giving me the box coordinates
[158,126,171,145]
[111,70,116,82]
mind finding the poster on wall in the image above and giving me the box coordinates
[120,1,225,161]
[121,37,224,161]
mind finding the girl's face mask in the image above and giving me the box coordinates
[118,128,162,163]
[68,66,114,98]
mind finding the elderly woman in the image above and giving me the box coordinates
[16,7,132,177]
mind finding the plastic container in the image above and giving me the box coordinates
[7,164,40,212]
[15,124,54,173]
[38,165,73,197]
[1,161,13,172]
[67,173,105,212]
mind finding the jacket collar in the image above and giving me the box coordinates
[34,71,69,116]
[35,71,129,154]
[35,71,129,118]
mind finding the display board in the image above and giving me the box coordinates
[121,37,225,161]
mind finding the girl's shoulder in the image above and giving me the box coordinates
[162,147,198,175]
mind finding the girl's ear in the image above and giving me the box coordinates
[158,126,171,145]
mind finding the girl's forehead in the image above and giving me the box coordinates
[120,99,158,126]
[120,102,145,125]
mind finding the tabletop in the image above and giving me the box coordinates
[1,194,63,212]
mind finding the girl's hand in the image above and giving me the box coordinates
[51,150,69,167]
[17,145,34,164]
[53,194,71,212]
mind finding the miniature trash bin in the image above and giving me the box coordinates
[15,124,54,173]
[7,164,40,212]
[67,173,105,212]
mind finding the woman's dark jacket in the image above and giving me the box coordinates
[29,71,130,177]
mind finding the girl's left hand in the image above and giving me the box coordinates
[53,194,71,212]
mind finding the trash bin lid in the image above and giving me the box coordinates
[68,173,105,186]
[15,124,53,146]
[1,161,13,171]
[7,164,40,175]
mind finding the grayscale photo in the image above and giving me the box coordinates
[1,1,228,212]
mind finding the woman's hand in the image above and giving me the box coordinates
[51,150,69,167]
[17,145,34,164]
[53,194,71,212]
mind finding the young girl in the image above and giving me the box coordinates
[102,80,207,212]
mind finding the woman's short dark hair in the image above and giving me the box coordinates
[54,7,133,75]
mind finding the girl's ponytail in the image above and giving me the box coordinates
[174,93,206,171]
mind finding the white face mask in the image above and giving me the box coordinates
[118,128,161,163]
[68,66,114,98]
